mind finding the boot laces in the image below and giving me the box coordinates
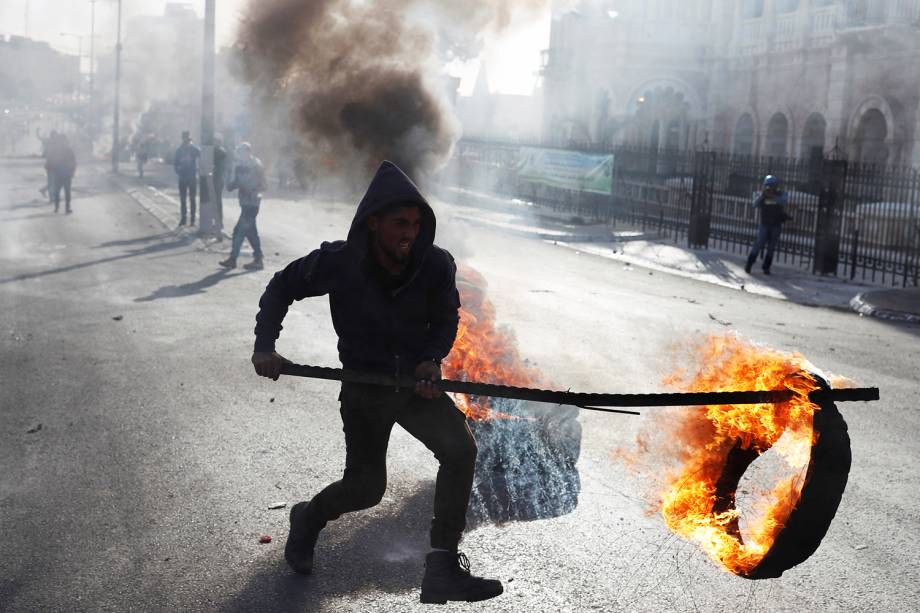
[457,552,471,574]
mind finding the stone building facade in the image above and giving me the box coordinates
[542,0,920,166]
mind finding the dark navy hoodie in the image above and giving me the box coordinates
[253,161,461,375]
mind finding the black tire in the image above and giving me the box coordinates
[711,372,851,579]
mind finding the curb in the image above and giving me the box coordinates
[849,293,920,324]
[109,174,230,252]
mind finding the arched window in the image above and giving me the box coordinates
[855,109,889,165]
[766,113,789,158]
[800,113,827,159]
[733,113,755,156]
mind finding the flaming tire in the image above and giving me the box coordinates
[712,374,852,579]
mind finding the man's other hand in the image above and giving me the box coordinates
[252,351,288,381]
[414,360,442,399]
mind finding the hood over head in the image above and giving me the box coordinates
[347,161,436,262]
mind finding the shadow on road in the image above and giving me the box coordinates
[220,484,436,612]
[0,237,194,285]
[95,232,175,249]
[8,199,51,211]
[135,268,256,302]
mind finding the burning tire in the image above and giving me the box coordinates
[447,265,582,523]
[713,373,852,579]
[468,400,581,523]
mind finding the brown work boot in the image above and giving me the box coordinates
[285,501,326,575]
[218,257,236,269]
[420,551,503,604]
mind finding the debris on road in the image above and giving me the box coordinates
[112,315,124,321]
[269,397,275,403]
[259,535,273,544]
[267,501,287,510]
[708,313,732,326]
[27,423,43,434]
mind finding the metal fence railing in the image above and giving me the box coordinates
[441,139,920,287]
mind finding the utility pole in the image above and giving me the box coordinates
[89,0,97,148]
[199,0,219,236]
[111,0,123,174]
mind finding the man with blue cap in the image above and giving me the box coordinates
[745,175,791,275]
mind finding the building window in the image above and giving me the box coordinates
[855,109,889,165]
[742,0,764,19]
[766,113,789,158]
[800,113,827,159]
[734,114,755,156]
[775,0,800,13]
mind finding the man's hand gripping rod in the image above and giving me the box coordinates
[279,363,880,416]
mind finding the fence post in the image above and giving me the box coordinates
[688,151,714,248]
[813,159,847,274]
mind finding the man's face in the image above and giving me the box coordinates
[182,133,191,144]
[368,205,422,267]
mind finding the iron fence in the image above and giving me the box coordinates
[442,139,920,287]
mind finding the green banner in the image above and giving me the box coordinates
[516,147,614,195]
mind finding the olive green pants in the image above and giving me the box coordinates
[309,382,477,550]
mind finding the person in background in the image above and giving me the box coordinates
[173,131,201,226]
[219,142,266,270]
[745,175,791,275]
[45,133,77,214]
[38,129,57,201]
[212,137,228,231]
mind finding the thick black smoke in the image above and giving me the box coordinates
[237,0,547,180]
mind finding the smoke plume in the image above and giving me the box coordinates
[236,0,547,180]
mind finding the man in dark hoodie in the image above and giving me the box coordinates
[251,161,503,604]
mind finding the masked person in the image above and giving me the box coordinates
[173,131,200,226]
[219,143,266,270]
[745,175,791,275]
[251,161,503,605]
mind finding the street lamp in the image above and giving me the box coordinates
[112,0,123,173]
[199,0,219,236]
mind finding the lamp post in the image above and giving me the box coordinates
[89,0,97,145]
[111,0,123,173]
[199,0,219,236]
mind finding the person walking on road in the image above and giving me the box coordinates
[250,161,503,605]
[173,131,200,226]
[212,137,228,231]
[219,143,266,270]
[45,133,77,214]
[745,175,791,275]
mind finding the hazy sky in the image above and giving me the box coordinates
[0,0,550,95]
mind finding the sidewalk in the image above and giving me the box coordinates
[108,166,237,255]
[439,187,919,321]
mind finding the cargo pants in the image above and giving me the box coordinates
[309,381,477,551]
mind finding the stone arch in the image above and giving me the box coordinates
[733,113,756,156]
[624,77,702,116]
[854,109,889,165]
[765,112,790,158]
[848,96,900,165]
[625,77,701,150]
[800,112,827,159]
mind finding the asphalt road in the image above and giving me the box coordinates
[2,158,919,612]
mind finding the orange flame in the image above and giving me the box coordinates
[656,333,821,576]
[443,266,547,421]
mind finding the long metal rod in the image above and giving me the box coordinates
[280,363,879,409]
